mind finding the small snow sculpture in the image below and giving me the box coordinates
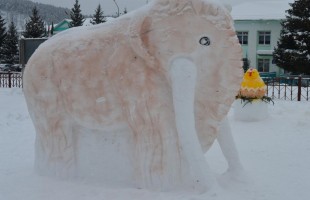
[23,0,243,192]
[235,68,272,121]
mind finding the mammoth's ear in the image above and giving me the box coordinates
[129,13,155,66]
[166,0,203,14]
[189,0,204,14]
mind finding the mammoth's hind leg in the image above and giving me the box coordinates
[26,83,76,178]
[34,113,76,178]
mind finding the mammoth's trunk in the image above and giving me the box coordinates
[170,58,215,192]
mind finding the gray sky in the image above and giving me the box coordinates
[29,0,286,15]
[30,0,152,15]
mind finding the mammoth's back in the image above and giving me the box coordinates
[23,16,137,130]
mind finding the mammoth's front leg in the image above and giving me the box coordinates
[122,78,185,191]
[121,62,210,191]
[170,58,215,192]
[217,117,245,180]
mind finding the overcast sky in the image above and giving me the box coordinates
[29,0,288,15]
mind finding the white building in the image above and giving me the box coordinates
[231,0,293,76]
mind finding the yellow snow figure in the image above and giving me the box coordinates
[239,68,267,99]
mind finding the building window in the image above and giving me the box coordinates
[237,31,248,45]
[258,31,271,45]
[257,59,270,72]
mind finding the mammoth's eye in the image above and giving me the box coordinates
[199,37,211,46]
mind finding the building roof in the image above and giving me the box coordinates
[231,0,293,20]
[54,17,116,29]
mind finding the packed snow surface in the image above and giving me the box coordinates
[1,88,310,200]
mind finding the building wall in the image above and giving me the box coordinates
[234,20,285,75]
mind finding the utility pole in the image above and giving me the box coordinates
[113,0,120,17]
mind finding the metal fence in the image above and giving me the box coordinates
[0,72,23,88]
[0,71,309,101]
[263,76,310,101]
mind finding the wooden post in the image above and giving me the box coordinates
[8,71,11,88]
[19,39,25,69]
[266,78,269,96]
[297,76,302,101]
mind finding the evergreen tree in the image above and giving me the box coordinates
[23,6,46,38]
[2,21,19,65]
[273,0,310,74]
[69,0,85,27]
[0,15,7,63]
[91,4,106,25]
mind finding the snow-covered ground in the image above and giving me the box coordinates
[0,88,309,200]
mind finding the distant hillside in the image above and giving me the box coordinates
[0,0,71,30]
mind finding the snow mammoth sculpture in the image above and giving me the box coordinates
[24,0,243,192]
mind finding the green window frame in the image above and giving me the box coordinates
[237,31,248,45]
[257,58,270,72]
[258,31,271,45]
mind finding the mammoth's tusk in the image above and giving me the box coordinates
[170,58,214,192]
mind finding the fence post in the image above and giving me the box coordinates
[298,76,302,101]
[8,71,11,88]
